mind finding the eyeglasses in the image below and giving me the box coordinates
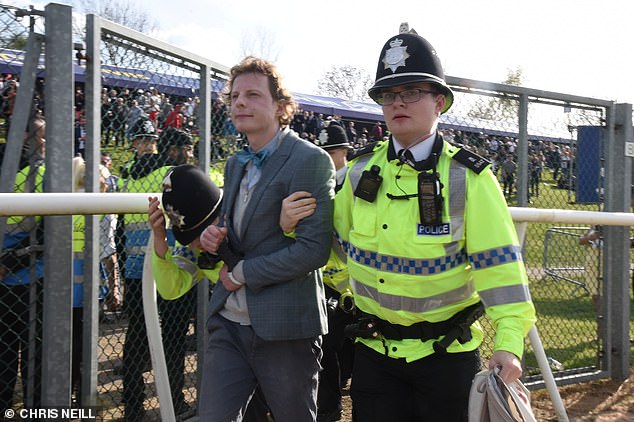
[375,88,438,106]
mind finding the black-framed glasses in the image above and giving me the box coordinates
[375,88,438,106]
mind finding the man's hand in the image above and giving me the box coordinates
[280,191,316,233]
[218,264,242,292]
[200,223,228,254]
[488,350,523,384]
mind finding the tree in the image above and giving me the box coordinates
[467,67,523,121]
[240,26,280,62]
[71,0,159,67]
[317,65,374,102]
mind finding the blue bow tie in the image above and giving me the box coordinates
[236,146,269,169]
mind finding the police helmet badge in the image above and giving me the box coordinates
[382,38,409,73]
[165,204,186,229]
[142,119,156,135]
[315,129,329,146]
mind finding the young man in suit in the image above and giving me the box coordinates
[199,56,336,422]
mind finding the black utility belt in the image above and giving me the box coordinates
[374,315,454,341]
[353,302,484,342]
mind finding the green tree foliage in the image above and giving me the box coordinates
[317,65,374,102]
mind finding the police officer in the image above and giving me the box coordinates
[118,117,200,420]
[157,126,194,166]
[0,116,46,411]
[333,33,536,421]
[314,123,355,421]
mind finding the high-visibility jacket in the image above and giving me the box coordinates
[152,245,221,300]
[3,164,45,285]
[117,154,173,279]
[333,135,536,362]
[152,167,224,300]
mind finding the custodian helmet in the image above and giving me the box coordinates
[161,164,223,245]
[368,33,454,114]
[129,116,159,141]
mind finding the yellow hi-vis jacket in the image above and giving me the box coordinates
[333,136,536,362]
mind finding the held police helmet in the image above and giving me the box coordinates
[368,33,454,114]
[161,164,223,245]
[129,116,159,141]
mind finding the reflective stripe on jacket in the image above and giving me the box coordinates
[119,165,172,279]
[3,165,45,286]
[334,136,535,362]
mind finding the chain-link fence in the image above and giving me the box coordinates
[1,2,632,420]
[442,79,632,387]
[0,3,47,415]
[86,15,231,422]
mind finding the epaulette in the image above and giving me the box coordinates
[451,147,490,174]
[348,141,381,161]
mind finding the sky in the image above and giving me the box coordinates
[13,0,634,105]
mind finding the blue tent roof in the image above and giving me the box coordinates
[0,48,569,142]
[0,47,224,96]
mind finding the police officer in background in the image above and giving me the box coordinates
[333,33,536,421]
[314,123,356,421]
[119,117,196,420]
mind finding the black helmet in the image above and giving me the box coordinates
[368,33,453,114]
[161,164,223,245]
[314,122,352,150]
[158,127,193,155]
[129,117,159,141]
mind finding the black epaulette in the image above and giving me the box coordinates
[451,148,490,174]
[348,141,380,161]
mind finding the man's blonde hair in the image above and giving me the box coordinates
[222,56,297,126]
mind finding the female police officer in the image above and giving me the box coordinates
[333,33,536,421]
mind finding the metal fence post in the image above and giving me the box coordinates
[603,102,632,380]
[517,93,529,206]
[82,13,103,407]
[41,2,74,407]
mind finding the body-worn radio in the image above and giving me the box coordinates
[354,165,382,202]
[418,171,443,225]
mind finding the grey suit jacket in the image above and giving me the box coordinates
[208,129,336,341]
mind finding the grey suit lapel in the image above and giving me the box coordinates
[239,132,296,240]
[223,158,245,240]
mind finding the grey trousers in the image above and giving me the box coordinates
[199,314,322,422]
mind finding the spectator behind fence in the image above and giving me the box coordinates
[0,115,46,411]
[333,33,536,421]
[1,77,18,136]
[198,56,335,421]
[70,157,115,404]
